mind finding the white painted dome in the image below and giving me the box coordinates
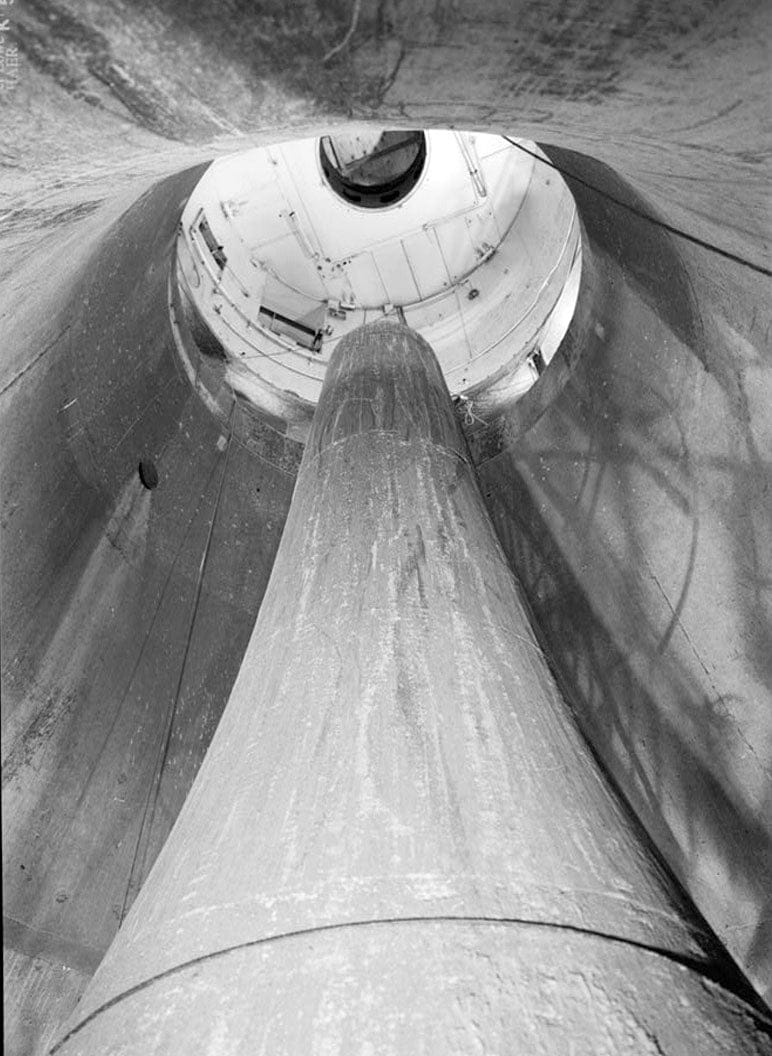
[175,130,581,419]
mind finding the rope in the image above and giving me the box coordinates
[456,394,488,428]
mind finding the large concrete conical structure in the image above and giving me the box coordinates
[2,2,770,1053]
[47,321,770,1053]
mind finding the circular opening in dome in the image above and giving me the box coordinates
[174,130,584,440]
[319,130,427,209]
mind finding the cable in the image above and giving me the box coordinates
[119,404,236,923]
[503,136,771,277]
[70,452,223,815]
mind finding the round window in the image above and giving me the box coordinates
[319,130,427,209]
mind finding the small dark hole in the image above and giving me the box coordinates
[138,460,159,490]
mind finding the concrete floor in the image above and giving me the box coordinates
[1,1,770,1053]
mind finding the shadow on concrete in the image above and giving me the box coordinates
[482,454,772,1005]
[540,144,707,352]
[475,149,772,1005]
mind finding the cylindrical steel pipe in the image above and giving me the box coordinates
[53,322,770,1054]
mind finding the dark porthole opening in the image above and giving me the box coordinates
[319,130,427,209]
[138,459,159,490]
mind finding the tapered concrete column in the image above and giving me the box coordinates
[52,322,770,1054]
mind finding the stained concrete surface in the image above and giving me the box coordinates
[2,166,298,1054]
[1,1,770,1053]
[50,325,771,1053]
[472,148,772,997]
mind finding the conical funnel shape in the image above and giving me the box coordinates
[52,322,770,1054]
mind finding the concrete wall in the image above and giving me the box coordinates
[1,1,770,1052]
[474,146,772,995]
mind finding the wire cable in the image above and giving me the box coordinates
[119,404,236,922]
[503,136,771,277]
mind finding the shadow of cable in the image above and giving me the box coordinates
[539,144,706,353]
[473,146,772,1006]
[481,458,772,1006]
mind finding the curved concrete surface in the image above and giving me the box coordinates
[51,323,772,1053]
[1,2,770,1053]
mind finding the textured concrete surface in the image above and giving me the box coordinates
[51,323,772,1053]
[1,164,298,1055]
[472,145,772,1000]
[1,1,770,1052]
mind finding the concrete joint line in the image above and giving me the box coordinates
[50,913,772,1052]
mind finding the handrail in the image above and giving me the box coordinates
[183,227,308,359]
[182,188,580,375]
